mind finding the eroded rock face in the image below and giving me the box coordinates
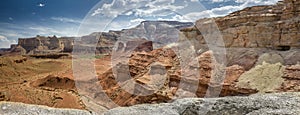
[226,48,259,70]
[16,36,72,55]
[96,49,300,109]
[18,36,63,54]
[94,49,258,108]
[281,64,300,92]
[9,45,26,55]
[115,39,153,53]
[180,0,300,68]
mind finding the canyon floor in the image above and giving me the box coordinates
[1,48,300,112]
[0,55,112,110]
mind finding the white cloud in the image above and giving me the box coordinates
[0,0,282,48]
[84,0,203,32]
[37,3,45,7]
[130,18,146,23]
[182,5,244,20]
[51,17,82,24]
[0,21,81,48]
[91,0,150,17]
[235,0,279,4]
[90,0,203,18]
[0,35,6,39]
[182,0,280,20]
[212,0,228,2]
[89,0,280,24]
[0,35,17,48]
[28,25,78,37]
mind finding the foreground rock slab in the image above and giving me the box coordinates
[1,93,300,115]
[0,102,93,115]
[105,93,300,115]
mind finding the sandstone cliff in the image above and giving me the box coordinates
[14,35,70,55]
[182,0,300,48]
[180,0,300,70]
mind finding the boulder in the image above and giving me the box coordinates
[255,52,284,65]
[237,62,285,92]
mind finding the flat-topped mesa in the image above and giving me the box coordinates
[17,35,74,54]
[14,31,118,55]
[181,0,300,49]
[11,20,193,55]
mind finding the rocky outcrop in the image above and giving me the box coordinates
[280,64,300,92]
[9,45,26,55]
[15,36,70,54]
[31,75,76,90]
[15,32,117,55]
[237,62,285,92]
[58,37,74,52]
[115,39,153,53]
[2,92,300,115]
[180,0,300,69]
[97,48,300,107]
[0,102,94,115]
[105,92,300,115]
[18,35,63,54]
[28,53,70,59]
[93,49,258,108]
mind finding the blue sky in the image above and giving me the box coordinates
[0,0,279,48]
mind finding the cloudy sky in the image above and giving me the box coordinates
[0,0,279,48]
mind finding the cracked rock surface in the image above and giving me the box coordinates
[104,93,300,115]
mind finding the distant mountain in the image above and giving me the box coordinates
[10,20,194,55]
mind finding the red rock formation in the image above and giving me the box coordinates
[180,0,300,69]
[96,49,258,107]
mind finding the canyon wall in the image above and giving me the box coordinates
[87,0,300,108]
[180,0,300,69]
[181,0,300,48]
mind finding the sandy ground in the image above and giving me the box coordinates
[0,55,112,110]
